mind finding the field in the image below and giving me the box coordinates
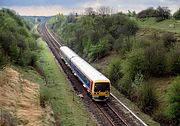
[136,18,180,33]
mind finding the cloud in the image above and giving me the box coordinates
[2,5,84,16]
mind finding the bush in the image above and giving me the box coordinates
[118,75,133,97]
[165,43,180,75]
[165,76,180,124]
[143,43,166,76]
[87,38,110,61]
[162,33,176,49]
[40,86,52,108]
[139,83,158,114]
[121,48,147,80]
[107,59,122,85]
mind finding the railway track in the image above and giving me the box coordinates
[96,102,128,126]
[38,21,148,126]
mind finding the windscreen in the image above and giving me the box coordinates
[94,82,110,92]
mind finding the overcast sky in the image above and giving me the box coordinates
[0,0,179,16]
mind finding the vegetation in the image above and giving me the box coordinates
[165,76,180,125]
[49,6,180,125]
[173,8,180,20]
[49,12,138,61]
[137,6,171,21]
[0,8,39,67]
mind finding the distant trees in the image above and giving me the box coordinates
[67,12,77,23]
[156,6,171,21]
[85,7,96,16]
[173,8,180,20]
[98,6,112,16]
[137,7,157,18]
[137,6,171,21]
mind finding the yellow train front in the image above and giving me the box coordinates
[91,80,110,101]
[60,46,111,101]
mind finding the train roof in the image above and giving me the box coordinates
[60,46,110,82]
[60,46,78,59]
[71,56,109,82]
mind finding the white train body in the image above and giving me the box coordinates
[60,46,111,101]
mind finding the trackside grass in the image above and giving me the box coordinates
[36,38,95,126]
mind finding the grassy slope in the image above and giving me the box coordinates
[136,18,180,33]
[36,38,95,126]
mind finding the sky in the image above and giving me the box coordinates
[0,0,179,16]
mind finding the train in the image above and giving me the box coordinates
[59,46,111,101]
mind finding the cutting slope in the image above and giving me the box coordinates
[0,67,51,126]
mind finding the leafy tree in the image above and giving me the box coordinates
[0,8,39,67]
[173,8,180,20]
[137,6,171,21]
[137,7,157,18]
[88,38,110,60]
[156,6,171,21]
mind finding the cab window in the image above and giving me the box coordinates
[94,82,110,92]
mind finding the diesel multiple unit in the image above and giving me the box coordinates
[60,46,111,101]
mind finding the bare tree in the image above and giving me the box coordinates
[97,6,112,16]
[85,7,96,16]
[67,12,76,23]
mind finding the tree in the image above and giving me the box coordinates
[85,7,96,16]
[98,6,112,16]
[173,8,180,20]
[156,6,171,21]
[67,12,76,23]
[137,7,157,18]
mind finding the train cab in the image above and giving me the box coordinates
[92,81,111,101]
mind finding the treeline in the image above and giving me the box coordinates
[137,6,180,21]
[49,12,138,61]
[0,9,39,67]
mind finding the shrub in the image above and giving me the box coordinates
[165,43,180,75]
[165,76,180,124]
[139,83,158,114]
[107,59,122,85]
[87,38,110,61]
[118,75,133,97]
[162,33,176,49]
[143,43,166,76]
[121,48,147,80]
[40,86,52,108]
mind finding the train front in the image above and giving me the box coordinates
[92,80,111,101]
